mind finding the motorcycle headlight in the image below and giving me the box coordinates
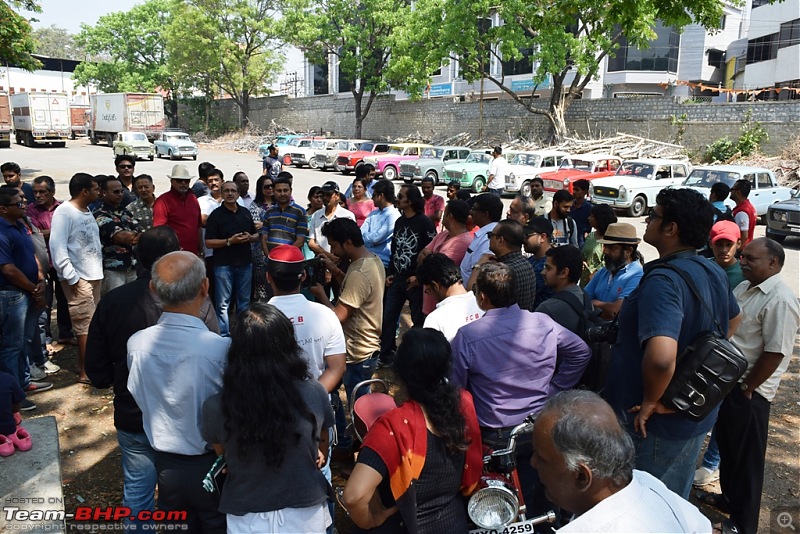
[467,482,519,529]
[771,210,787,222]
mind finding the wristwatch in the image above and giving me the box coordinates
[739,382,749,392]
[225,238,231,247]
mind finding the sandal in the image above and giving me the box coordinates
[696,490,730,514]
[76,377,92,385]
[713,519,740,534]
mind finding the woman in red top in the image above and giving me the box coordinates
[348,178,375,227]
[343,328,482,533]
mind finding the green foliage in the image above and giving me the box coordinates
[704,136,737,162]
[704,111,769,162]
[32,25,85,60]
[0,0,41,71]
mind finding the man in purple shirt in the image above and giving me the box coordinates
[450,261,591,521]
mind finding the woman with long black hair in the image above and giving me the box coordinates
[201,303,334,533]
[343,328,482,533]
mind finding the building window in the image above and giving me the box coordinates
[707,49,724,69]
[313,63,328,95]
[501,47,533,76]
[778,18,800,50]
[751,0,770,8]
[747,33,778,63]
[607,21,680,72]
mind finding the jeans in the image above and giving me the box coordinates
[46,266,74,340]
[213,264,252,337]
[488,187,504,196]
[117,429,157,528]
[628,426,706,500]
[101,268,137,297]
[379,275,424,360]
[701,426,720,471]
[0,289,36,389]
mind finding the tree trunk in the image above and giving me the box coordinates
[240,89,250,129]
[168,97,179,128]
[353,90,364,138]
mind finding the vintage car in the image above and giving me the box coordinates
[362,143,432,181]
[154,131,198,160]
[443,150,493,193]
[335,141,391,174]
[588,159,691,217]
[539,153,622,194]
[257,134,306,159]
[285,138,333,168]
[681,165,794,216]
[400,146,472,185]
[504,150,569,197]
[766,189,800,243]
[314,139,367,170]
[112,131,154,161]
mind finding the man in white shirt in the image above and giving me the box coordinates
[49,173,103,384]
[532,390,711,534]
[308,181,355,259]
[127,251,228,533]
[484,146,508,196]
[198,168,223,298]
[461,193,503,288]
[233,171,253,208]
[418,253,483,341]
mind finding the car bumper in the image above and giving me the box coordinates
[400,172,422,181]
[592,197,631,209]
[766,215,800,238]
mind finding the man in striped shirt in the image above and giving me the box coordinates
[260,177,308,253]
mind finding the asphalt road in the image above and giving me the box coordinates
[3,137,798,295]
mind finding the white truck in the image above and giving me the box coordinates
[89,93,166,146]
[10,92,70,147]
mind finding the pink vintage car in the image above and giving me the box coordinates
[362,143,432,181]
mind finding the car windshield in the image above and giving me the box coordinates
[387,146,406,155]
[298,140,312,147]
[286,138,302,147]
[615,162,655,178]
[466,153,490,164]
[421,148,444,159]
[168,134,190,141]
[510,154,542,167]
[560,159,594,171]
[358,142,375,152]
[683,169,741,188]
[123,133,148,142]
[311,140,327,149]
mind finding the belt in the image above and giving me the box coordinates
[0,285,25,291]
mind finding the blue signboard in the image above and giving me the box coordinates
[511,76,551,92]
[429,83,453,97]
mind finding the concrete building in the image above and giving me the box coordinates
[1,55,96,104]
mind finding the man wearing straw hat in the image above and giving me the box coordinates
[583,222,643,321]
[153,165,203,256]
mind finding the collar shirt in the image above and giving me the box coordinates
[423,292,484,342]
[532,195,552,217]
[198,195,223,257]
[450,304,591,428]
[310,205,355,253]
[152,190,202,256]
[26,199,61,233]
[204,204,256,267]
[0,217,38,286]
[94,202,141,271]
[498,250,537,312]
[731,273,800,401]
[262,202,308,250]
[361,205,401,267]
[584,261,643,303]
[558,470,712,533]
[487,156,509,190]
[423,194,445,233]
[127,312,230,455]
[236,193,254,208]
[460,221,497,285]
[126,198,154,232]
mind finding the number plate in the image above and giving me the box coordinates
[789,227,800,233]
[469,518,541,534]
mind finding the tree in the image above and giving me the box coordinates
[171,0,284,129]
[72,0,181,125]
[1,0,41,71]
[411,0,727,142]
[32,25,86,60]
[282,0,433,137]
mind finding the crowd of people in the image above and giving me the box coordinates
[0,151,797,534]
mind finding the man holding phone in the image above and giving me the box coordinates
[205,181,259,337]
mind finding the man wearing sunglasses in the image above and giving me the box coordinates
[113,155,137,208]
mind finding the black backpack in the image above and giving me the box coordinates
[714,206,734,223]
[551,290,615,393]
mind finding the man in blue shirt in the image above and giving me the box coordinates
[360,180,400,268]
[604,188,741,500]
[584,222,644,320]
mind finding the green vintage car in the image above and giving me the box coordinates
[112,131,154,161]
[442,150,492,193]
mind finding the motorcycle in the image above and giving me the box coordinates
[467,416,556,534]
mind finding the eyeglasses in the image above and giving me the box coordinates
[1,201,26,208]
[262,184,274,189]
[118,165,134,169]
[645,209,664,223]
[486,231,494,239]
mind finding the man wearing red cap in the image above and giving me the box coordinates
[709,220,745,290]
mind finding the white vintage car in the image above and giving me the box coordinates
[589,158,691,217]
[682,165,794,217]
[503,150,569,197]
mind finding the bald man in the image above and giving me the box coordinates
[532,390,711,533]
[127,251,229,533]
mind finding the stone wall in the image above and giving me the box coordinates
[200,94,800,156]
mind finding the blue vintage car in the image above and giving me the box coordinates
[154,131,198,160]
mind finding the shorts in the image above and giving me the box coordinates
[60,278,101,336]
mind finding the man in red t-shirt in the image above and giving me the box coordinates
[153,165,202,256]
[730,179,757,246]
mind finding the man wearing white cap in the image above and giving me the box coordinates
[583,222,643,320]
[153,165,203,256]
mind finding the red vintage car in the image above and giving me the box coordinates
[540,154,622,194]
[335,141,391,174]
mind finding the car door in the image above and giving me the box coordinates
[752,172,777,214]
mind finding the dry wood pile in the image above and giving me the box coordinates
[198,120,314,152]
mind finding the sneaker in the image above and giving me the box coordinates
[693,467,720,486]
[29,364,47,381]
[41,361,61,375]
[19,399,37,412]
[24,381,53,394]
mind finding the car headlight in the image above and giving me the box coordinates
[771,210,787,222]
[467,480,519,529]
[508,173,515,180]
[619,185,627,198]
[589,184,595,196]
[563,178,570,187]
[413,165,420,172]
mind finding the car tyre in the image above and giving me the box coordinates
[424,170,439,185]
[383,166,397,181]
[169,150,176,161]
[192,155,197,161]
[309,157,318,169]
[627,195,646,217]
[472,176,486,193]
[149,155,154,161]
[766,230,786,243]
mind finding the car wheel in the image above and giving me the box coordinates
[169,150,176,161]
[156,150,162,159]
[149,155,154,161]
[766,230,786,243]
[424,170,439,185]
[383,166,397,181]
[627,195,646,217]
[309,157,319,169]
[192,155,197,161]
[106,134,114,146]
[472,176,486,193]
[520,181,531,197]
[89,134,98,145]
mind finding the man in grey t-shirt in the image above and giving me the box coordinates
[535,245,587,335]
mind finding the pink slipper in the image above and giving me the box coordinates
[0,435,14,457]
[8,427,32,452]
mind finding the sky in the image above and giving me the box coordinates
[20,0,142,34]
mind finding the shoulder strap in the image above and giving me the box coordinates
[551,291,584,315]
[648,262,725,336]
